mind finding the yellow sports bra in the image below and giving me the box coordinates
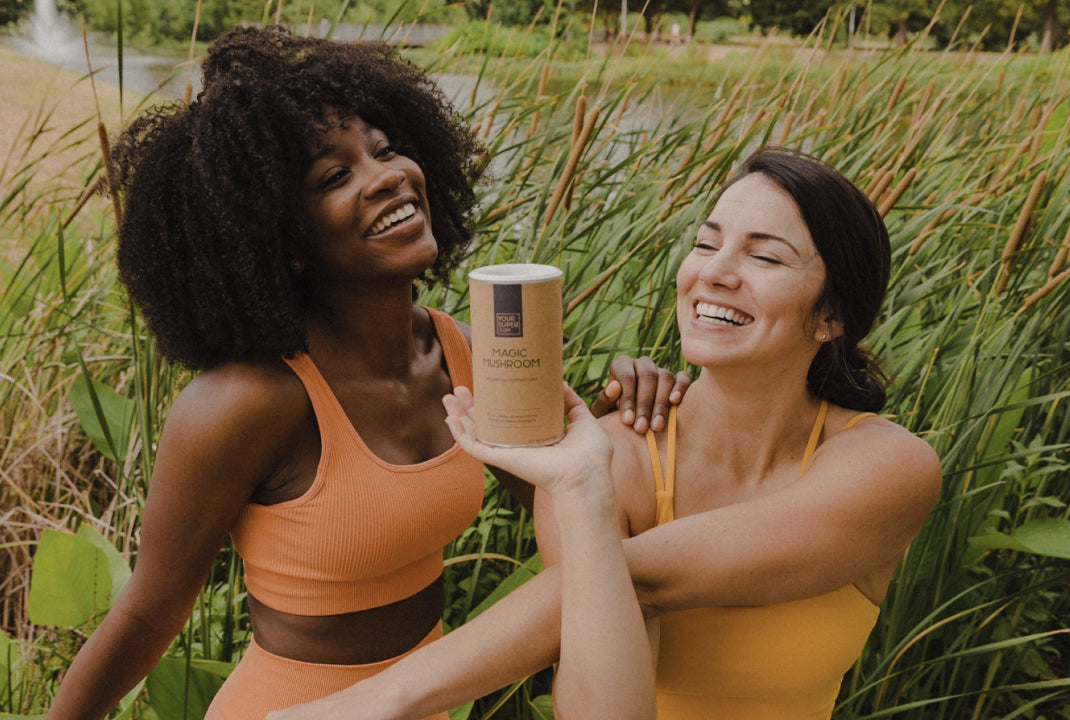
[645,401,880,720]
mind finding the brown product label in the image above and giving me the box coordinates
[470,271,564,446]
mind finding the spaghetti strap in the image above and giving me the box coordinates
[843,412,877,430]
[799,404,878,477]
[799,400,829,478]
[645,406,678,526]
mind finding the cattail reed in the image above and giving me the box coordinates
[661,151,725,221]
[886,73,909,115]
[776,110,796,146]
[562,94,587,212]
[1024,266,1070,309]
[879,168,918,217]
[183,0,204,105]
[543,103,599,228]
[988,136,1032,194]
[996,170,1048,294]
[1050,226,1070,277]
[83,20,121,225]
[910,207,956,255]
[61,176,104,230]
[865,166,893,203]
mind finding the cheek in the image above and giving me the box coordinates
[676,255,700,294]
[675,259,698,326]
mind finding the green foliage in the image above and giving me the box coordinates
[68,372,137,463]
[433,20,587,60]
[693,17,750,42]
[27,530,112,628]
[0,0,30,25]
[145,657,228,720]
[4,14,1070,720]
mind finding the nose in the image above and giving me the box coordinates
[363,164,405,197]
[697,250,741,289]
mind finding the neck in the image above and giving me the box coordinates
[303,279,424,379]
[676,367,822,481]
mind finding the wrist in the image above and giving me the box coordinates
[551,473,617,519]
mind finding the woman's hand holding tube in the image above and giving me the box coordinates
[442,384,613,499]
[445,384,654,720]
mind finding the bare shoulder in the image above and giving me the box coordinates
[598,413,657,537]
[161,359,311,475]
[818,408,943,518]
[171,360,305,428]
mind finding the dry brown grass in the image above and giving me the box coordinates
[0,45,141,261]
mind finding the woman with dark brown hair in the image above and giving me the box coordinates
[272,147,941,720]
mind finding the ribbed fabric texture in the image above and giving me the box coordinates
[645,401,880,720]
[230,308,484,615]
[205,623,449,720]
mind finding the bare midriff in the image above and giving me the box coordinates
[247,574,444,664]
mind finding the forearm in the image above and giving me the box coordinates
[46,604,183,720]
[552,485,654,720]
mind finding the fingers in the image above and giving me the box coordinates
[442,387,488,462]
[588,379,622,419]
[602,357,690,435]
[628,358,661,434]
[443,384,609,493]
[604,356,643,426]
[671,371,691,403]
[646,368,692,432]
[562,382,593,424]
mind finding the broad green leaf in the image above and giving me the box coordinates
[447,701,474,720]
[28,529,111,627]
[112,679,147,720]
[467,553,543,621]
[68,373,136,462]
[530,694,555,720]
[0,630,19,704]
[77,524,132,601]
[146,657,230,720]
[967,518,1070,560]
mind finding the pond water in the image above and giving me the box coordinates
[1,21,455,100]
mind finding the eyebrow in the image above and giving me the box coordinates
[703,220,801,257]
[306,118,381,165]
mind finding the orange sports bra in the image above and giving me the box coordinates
[230,308,485,616]
[645,401,880,720]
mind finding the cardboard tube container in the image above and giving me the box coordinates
[469,263,564,446]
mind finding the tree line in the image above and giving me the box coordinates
[0,1,1066,63]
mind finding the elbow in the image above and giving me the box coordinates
[633,580,666,620]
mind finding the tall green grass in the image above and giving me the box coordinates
[2,9,1069,719]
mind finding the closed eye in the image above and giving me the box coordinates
[375,144,398,160]
[753,255,782,265]
[315,168,350,192]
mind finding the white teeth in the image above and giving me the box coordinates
[368,203,416,235]
[696,301,753,326]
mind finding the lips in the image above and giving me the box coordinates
[367,201,418,236]
[695,301,754,326]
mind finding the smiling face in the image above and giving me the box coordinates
[298,115,437,288]
[676,172,837,374]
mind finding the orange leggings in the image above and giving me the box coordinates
[205,622,448,720]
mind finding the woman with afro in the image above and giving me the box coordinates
[44,24,684,720]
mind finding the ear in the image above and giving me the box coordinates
[814,316,844,343]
